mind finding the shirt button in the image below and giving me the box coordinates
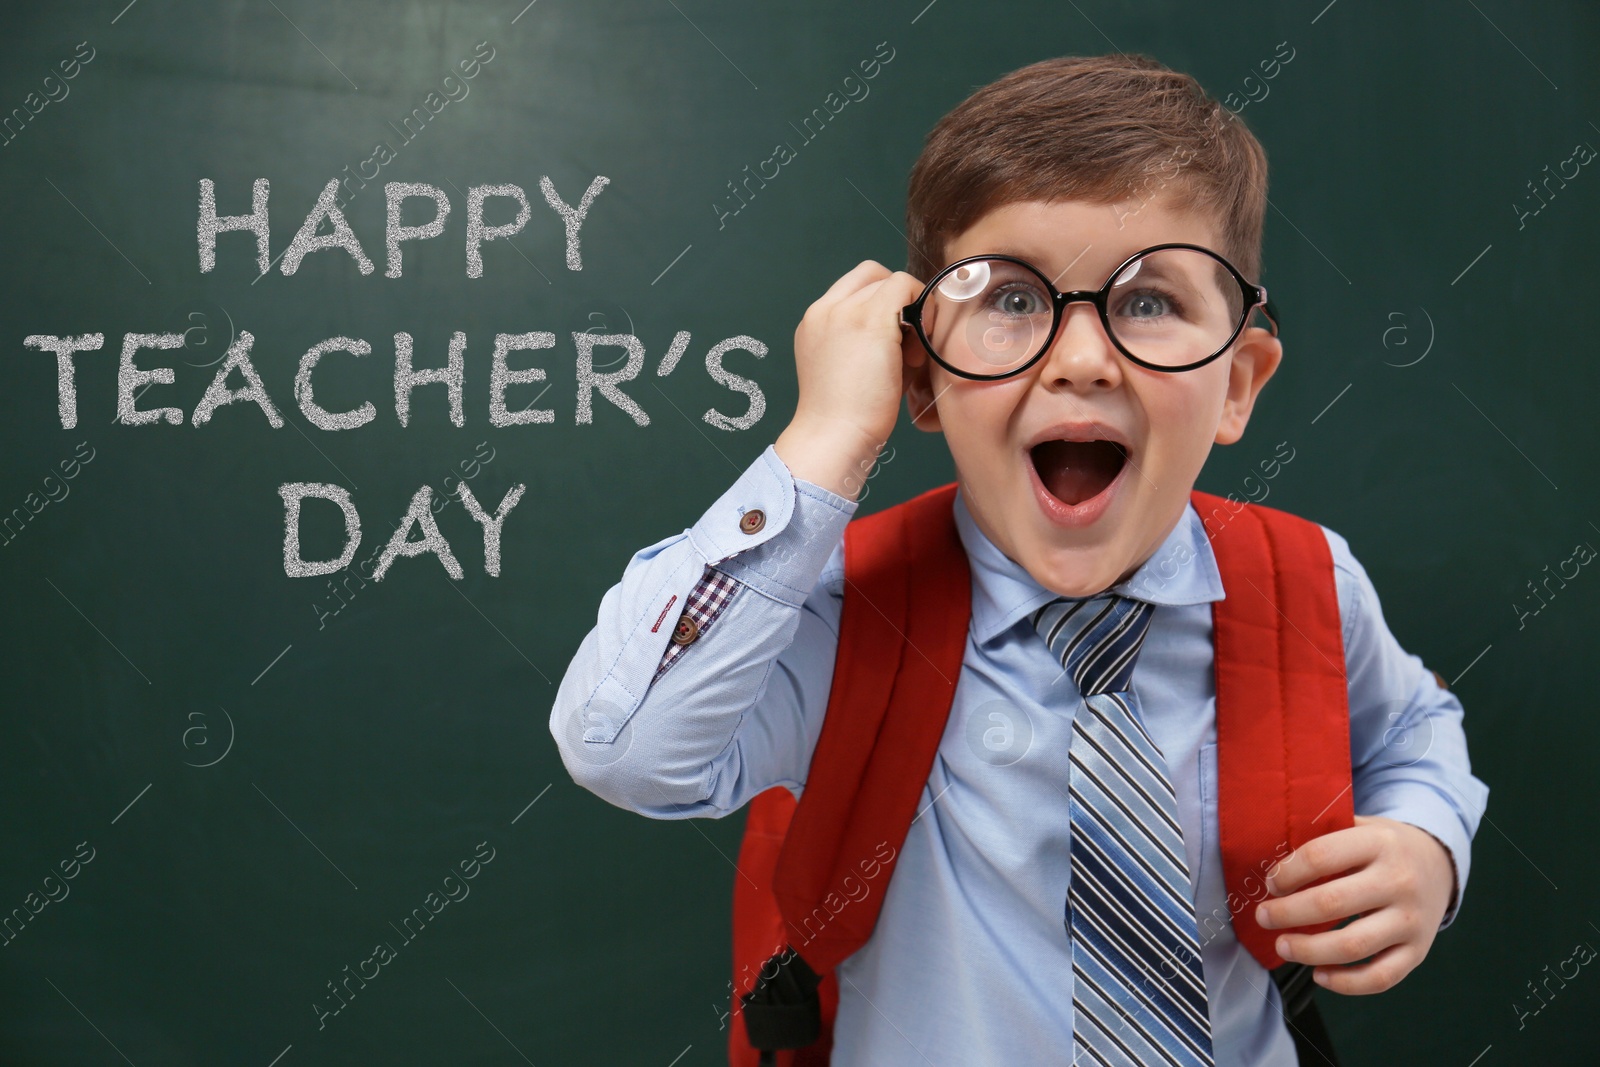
[671,613,700,646]
[739,509,766,535]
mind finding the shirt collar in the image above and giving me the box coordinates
[952,488,1226,646]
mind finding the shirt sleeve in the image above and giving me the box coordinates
[1324,525,1491,930]
[549,444,854,819]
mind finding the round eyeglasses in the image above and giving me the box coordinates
[899,244,1279,380]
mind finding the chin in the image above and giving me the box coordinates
[1019,542,1128,599]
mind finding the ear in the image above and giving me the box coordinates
[1214,326,1282,445]
[903,329,944,433]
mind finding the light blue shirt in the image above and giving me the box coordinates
[550,444,1489,1067]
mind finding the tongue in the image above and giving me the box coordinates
[1032,440,1126,506]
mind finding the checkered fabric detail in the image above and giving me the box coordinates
[654,566,741,682]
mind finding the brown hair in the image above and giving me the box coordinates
[904,53,1268,284]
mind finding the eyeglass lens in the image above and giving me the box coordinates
[920,249,1247,375]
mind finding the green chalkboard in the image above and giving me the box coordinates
[1,1,1596,1063]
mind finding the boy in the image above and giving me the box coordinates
[551,53,1488,1065]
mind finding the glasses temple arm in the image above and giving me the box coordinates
[1255,288,1280,338]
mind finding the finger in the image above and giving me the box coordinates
[1266,827,1383,896]
[845,269,927,328]
[1274,907,1409,967]
[1310,940,1420,996]
[901,320,929,369]
[885,269,928,307]
[1256,869,1390,929]
[816,259,892,307]
[905,289,943,362]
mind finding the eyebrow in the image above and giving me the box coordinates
[987,245,1091,270]
[983,244,1121,287]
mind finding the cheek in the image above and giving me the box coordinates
[942,384,1026,468]
[938,381,1032,528]
[1145,374,1225,450]
[1138,384,1227,496]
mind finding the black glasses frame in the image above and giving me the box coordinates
[899,243,1280,381]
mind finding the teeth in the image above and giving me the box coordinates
[1045,437,1122,448]
[1031,432,1129,451]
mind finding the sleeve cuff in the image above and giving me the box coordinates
[693,445,857,607]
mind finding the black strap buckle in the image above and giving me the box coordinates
[740,946,822,1057]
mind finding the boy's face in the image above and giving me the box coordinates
[904,193,1282,598]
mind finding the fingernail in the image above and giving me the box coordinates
[1276,936,1292,960]
[1256,903,1271,927]
[1313,969,1328,986]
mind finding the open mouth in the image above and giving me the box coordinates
[1029,439,1129,508]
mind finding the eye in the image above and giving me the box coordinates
[1119,288,1183,320]
[989,283,1049,317]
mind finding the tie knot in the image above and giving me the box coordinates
[1032,593,1156,697]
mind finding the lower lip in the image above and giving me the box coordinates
[1026,447,1132,529]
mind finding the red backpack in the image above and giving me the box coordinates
[729,483,1354,1066]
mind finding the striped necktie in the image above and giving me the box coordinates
[1032,594,1215,1067]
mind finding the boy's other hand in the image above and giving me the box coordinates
[1252,814,1456,995]
[775,260,927,500]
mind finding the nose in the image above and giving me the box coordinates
[1035,298,1123,391]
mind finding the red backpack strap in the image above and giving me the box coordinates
[1192,490,1355,971]
[730,787,836,1067]
[730,482,969,1064]
[772,481,971,972]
